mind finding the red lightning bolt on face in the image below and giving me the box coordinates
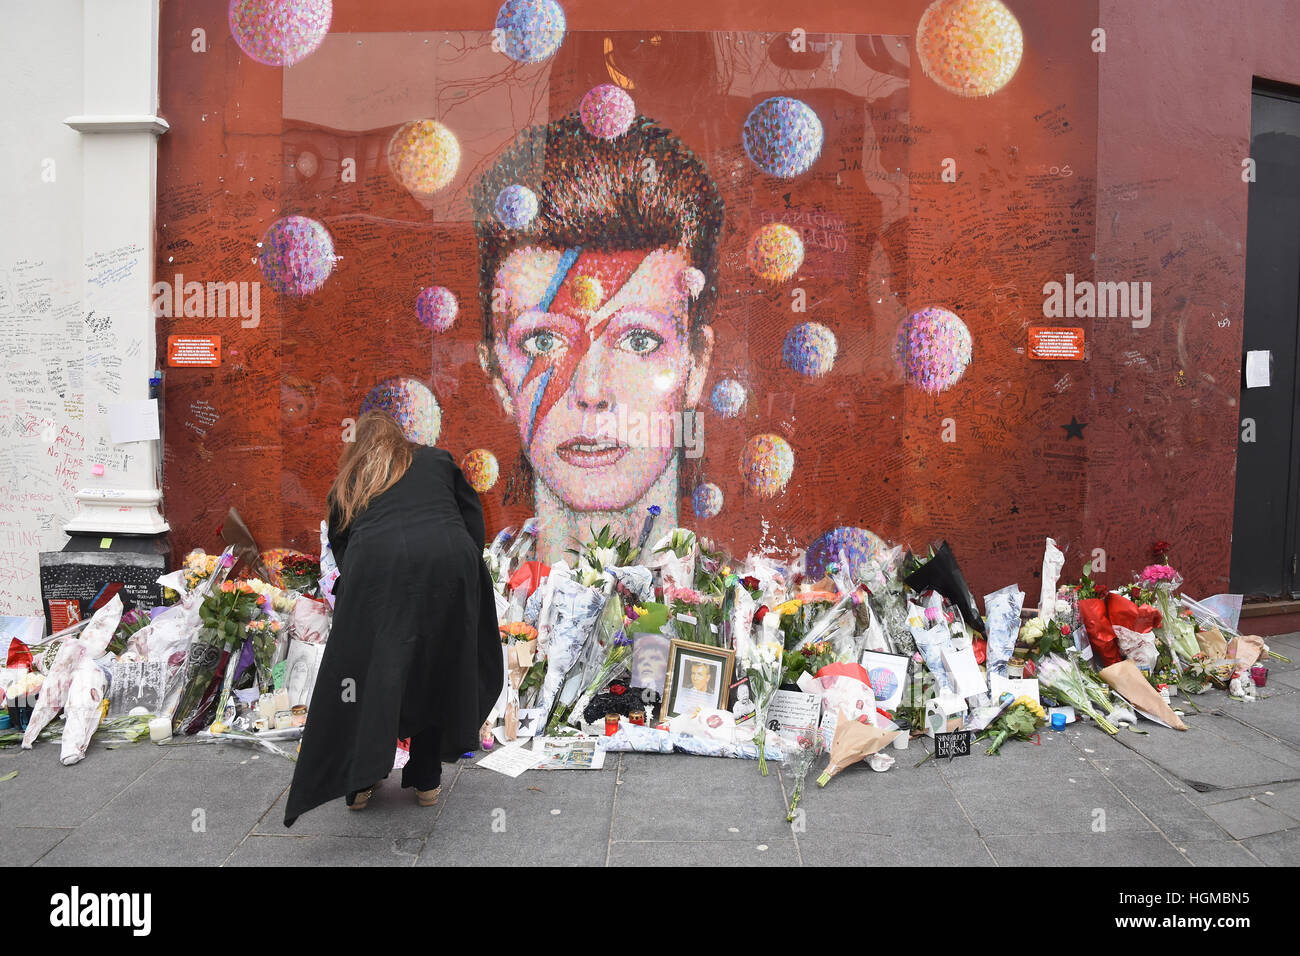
[510,249,652,452]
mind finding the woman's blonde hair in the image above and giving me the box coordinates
[327,411,414,529]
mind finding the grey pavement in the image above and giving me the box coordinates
[5,630,1300,867]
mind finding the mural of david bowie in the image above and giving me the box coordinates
[472,114,725,565]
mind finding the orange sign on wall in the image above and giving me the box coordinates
[1028,327,1085,361]
[167,335,221,367]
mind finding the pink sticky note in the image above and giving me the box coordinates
[91,463,105,476]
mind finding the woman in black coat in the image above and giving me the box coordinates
[284,411,503,826]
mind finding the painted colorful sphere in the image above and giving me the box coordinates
[740,434,794,498]
[495,184,539,229]
[258,215,335,296]
[461,449,500,493]
[805,526,890,582]
[494,0,566,64]
[894,306,973,393]
[710,379,747,418]
[916,0,1024,97]
[360,377,441,446]
[580,84,636,139]
[747,223,804,283]
[783,322,838,378]
[228,0,332,67]
[742,96,823,178]
[677,267,706,300]
[416,286,458,332]
[388,120,460,196]
[692,482,724,519]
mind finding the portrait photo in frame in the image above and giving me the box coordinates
[662,639,735,720]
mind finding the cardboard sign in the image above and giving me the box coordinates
[1028,326,1084,360]
[167,334,221,367]
[934,730,974,760]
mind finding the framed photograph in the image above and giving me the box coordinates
[662,639,735,720]
[860,650,911,712]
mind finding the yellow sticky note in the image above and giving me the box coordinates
[99,537,112,549]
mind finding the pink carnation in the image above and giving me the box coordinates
[1139,564,1179,586]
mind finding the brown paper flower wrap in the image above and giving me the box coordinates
[816,709,899,786]
[1097,659,1188,731]
[504,639,537,741]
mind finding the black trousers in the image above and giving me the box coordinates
[399,726,442,791]
[345,727,442,803]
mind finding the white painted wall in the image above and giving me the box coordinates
[0,0,166,616]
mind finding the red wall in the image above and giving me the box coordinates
[154,0,1297,599]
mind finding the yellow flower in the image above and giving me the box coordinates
[1013,695,1047,722]
[774,600,801,618]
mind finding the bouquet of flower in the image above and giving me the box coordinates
[571,524,636,588]
[1017,616,1073,663]
[278,553,321,593]
[786,721,823,821]
[245,618,284,694]
[815,710,899,787]
[172,580,260,734]
[1037,654,1119,734]
[736,638,783,776]
[782,639,837,687]
[977,695,1046,755]
[545,591,627,734]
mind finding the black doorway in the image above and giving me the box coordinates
[1230,81,1300,599]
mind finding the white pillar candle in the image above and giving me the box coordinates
[148,717,172,743]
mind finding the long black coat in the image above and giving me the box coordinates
[283,445,503,826]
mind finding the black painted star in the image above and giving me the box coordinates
[1062,416,1088,440]
[1010,503,1020,514]
[518,713,534,731]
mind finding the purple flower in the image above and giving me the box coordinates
[221,552,235,568]
[648,505,661,517]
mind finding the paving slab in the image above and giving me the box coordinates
[416,760,618,867]
[256,763,461,839]
[1241,828,1300,865]
[1256,781,1300,820]
[226,834,419,866]
[1172,840,1263,867]
[611,753,791,843]
[608,839,800,866]
[2,826,74,866]
[1108,711,1300,789]
[950,771,1154,836]
[0,740,167,828]
[1201,797,1299,840]
[796,826,995,866]
[985,831,1189,867]
[36,746,291,866]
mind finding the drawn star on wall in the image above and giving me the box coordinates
[1061,416,1088,440]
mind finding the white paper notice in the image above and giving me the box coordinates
[477,742,546,777]
[107,399,160,443]
[990,675,1040,705]
[1245,350,1270,388]
[941,645,987,698]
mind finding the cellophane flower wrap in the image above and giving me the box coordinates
[1035,653,1118,734]
[978,695,1046,755]
[786,721,823,821]
[172,572,260,734]
[22,594,123,750]
[539,582,615,733]
[557,597,633,733]
[735,619,783,776]
[983,584,1025,678]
